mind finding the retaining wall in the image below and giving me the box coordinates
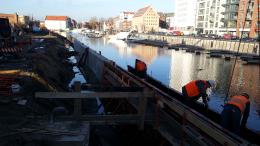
[72,38,107,82]
[138,34,259,55]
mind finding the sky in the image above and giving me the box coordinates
[0,0,175,21]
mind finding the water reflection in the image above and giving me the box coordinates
[74,34,260,132]
[131,45,158,65]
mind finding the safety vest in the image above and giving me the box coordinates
[135,60,147,72]
[228,95,249,113]
[185,80,208,97]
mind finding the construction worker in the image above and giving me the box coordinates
[221,93,250,134]
[182,80,216,108]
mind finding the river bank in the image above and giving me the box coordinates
[137,34,259,55]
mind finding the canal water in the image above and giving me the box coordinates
[73,33,260,132]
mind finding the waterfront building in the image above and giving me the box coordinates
[165,13,175,28]
[103,22,114,32]
[18,15,30,26]
[113,16,120,32]
[158,12,167,28]
[174,0,197,34]
[0,13,18,26]
[119,12,135,31]
[195,0,226,35]
[236,0,259,38]
[44,16,71,31]
[40,21,45,29]
[158,12,175,29]
[132,5,160,33]
[221,0,240,35]
[222,0,259,38]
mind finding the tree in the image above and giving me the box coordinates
[89,17,98,29]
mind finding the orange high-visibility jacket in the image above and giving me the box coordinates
[228,95,249,113]
[185,80,208,97]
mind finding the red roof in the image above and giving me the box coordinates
[45,16,68,21]
[134,6,151,17]
[123,12,135,15]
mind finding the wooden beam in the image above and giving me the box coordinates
[104,74,124,86]
[81,84,144,92]
[103,64,143,87]
[54,115,141,125]
[74,81,82,119]
[104,68,128,86]
[138,88,148,130]
[159,97,249,146]
[35,91,154,99]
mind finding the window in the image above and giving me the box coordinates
[199,9,205,15]
[210,23,214,28]
[197,22,203,27]
[198,16,204,21]
[199,2,205,8]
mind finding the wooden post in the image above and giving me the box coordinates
[138,88,148,130]
[181,112,187,146]
[74,81,82,119]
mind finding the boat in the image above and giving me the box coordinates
[87,32,103,38]
[244,59,260,65]
[127,60,259,145]
[209,53,223,58]
[168,45,180,50]
[115,32,131,40]
[168,44,204,51]
[125,39,168,48]
[195,51,201,55]
[240,55,260,61]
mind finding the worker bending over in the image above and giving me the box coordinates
[221,93,250,134]
[182,80,216,108]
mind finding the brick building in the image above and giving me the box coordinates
[236,0,259,38]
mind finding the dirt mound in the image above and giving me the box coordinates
[28,36,74,91]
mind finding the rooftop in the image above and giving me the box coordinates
[123,12,135,15]
[45,16,68,21]
[133,6,151,17]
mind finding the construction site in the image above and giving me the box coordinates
[0,17,260,146]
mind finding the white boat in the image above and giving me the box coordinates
[115,32,131,40]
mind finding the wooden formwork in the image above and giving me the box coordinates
[36,81,154,130]
[98,59,251,146]
[69,36,253,145]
